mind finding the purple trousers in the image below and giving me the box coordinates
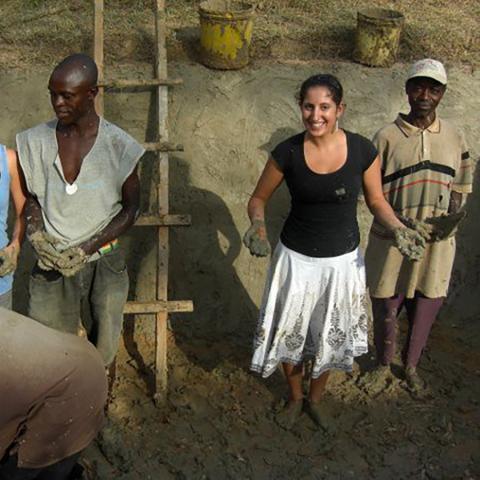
[371,293,444,368]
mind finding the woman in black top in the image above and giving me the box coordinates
[244,74,423,430]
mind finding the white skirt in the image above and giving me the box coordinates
[251,241,369,379]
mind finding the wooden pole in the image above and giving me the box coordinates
[94,0,105,115]
[98,78,183,88]
[154,0,170,405]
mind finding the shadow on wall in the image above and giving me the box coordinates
[117,89,165,391]
[445,158,480,326]
[168,156,259,370]
[120,126,296,379]
[173,26,202,64]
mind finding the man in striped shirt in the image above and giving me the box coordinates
[364,59,473,393]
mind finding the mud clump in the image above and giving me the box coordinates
[425,211,467,241]
[393,226,426,261]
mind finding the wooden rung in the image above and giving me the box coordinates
[124,300,194,314]
[135,214,191,227]
[98,78,183,89]
[143,142,184,152]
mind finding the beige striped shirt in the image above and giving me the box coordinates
[365,114,473,298]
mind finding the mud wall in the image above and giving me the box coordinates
[1,62,479,345]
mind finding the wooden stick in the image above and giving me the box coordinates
[135,214,191,227]
[142,142,184,152]
[154,0,170,406]
[124,300,194,314]
[98,78,183,88]
[94,0,105,116]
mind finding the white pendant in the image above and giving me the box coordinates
[65,183,78,195]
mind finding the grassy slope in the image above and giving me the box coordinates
[0,0,478,69]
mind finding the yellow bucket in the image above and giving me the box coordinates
[353,8,405,67]
[199,1,255,70]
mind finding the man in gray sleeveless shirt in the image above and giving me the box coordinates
[16,54,145,367]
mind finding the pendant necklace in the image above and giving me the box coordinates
[65,183,78,195]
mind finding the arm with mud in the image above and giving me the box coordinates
[0,149,27,276]
[77,167,140,256]
[363,156,426,261]
[398,191,468,243]
[244,157,284,257]
[24,194,69,271]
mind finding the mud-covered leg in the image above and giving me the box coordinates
[306,371,331,431]
[403,294,444,392]
[373,295,404,366]
[275,362,304,429]
[309,370,330,403]
[359,295,404,394]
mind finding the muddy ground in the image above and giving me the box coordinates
[1,61,479,479]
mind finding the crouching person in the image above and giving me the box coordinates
[0,308,107,479]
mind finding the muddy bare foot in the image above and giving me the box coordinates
[305,401,334,434]
[403,366,431,399]
[275,399,303,430]
[358,364,394,396]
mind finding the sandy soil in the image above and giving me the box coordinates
[1,61,479,479]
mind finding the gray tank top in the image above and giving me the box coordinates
[17,117,145,248]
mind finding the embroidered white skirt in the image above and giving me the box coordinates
[251,241,369,379]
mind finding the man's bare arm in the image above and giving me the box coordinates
[7,149,27,248]
[24,194,45,237]
[78,167,140,256]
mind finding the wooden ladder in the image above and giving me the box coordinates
[93,0,193,404]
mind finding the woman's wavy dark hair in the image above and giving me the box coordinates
[296,74,343,106]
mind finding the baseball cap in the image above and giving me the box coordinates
[407,59,447,85]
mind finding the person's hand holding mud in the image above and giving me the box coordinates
[0,243,20,276]
[393,226,426,261]
[424,211,466,241]
[29,230,87,276]
[54,246,88,277]
[28,229,63,271]
[243,219,271,257]
[396,211,466,243]
[396,214,432,243]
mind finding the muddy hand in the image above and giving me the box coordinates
[0,244,19,276]
[424,211,466,241]
[243,219,271,257]
[56,247,88,277]
[396,214,433,242]
[28,230,63,270]
[393,227,426,261]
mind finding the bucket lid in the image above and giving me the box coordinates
[357,8,404,26]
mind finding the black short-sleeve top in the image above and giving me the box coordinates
[271,130,377,257]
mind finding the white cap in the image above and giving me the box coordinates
[407,58,447,85]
